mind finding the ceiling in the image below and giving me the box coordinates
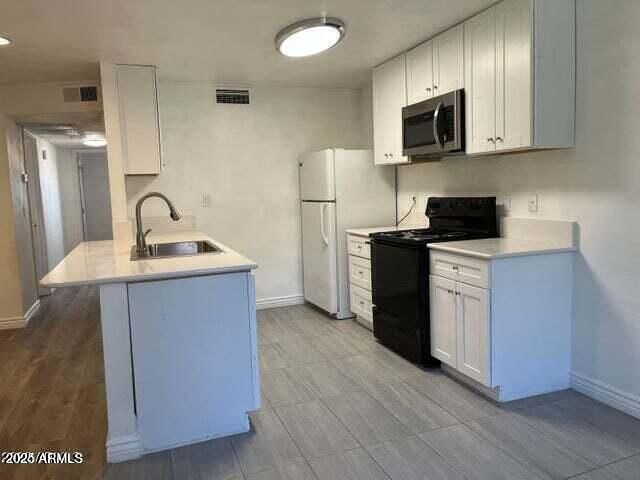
[0,0,494,89]
[15,112,105,147]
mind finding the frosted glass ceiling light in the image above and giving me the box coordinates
[276,18,345,57]
[83,137,107,147]
[0,36,11,46]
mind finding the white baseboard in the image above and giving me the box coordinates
[0,300,40,330]
[106,433,142,463]
[571,371,640,419]
[256,294,305,310]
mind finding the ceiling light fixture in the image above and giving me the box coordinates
[0,36,11,46]
[83,137,107,147]
[276,17,345,57]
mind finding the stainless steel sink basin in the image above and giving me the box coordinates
[130,240,223,260]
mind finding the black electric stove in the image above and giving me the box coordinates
[370,197,497,366]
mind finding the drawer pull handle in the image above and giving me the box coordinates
[358,271,363,275]
[447,289,454,294]
[452,265,459,271]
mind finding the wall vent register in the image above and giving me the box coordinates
[215,89,250,105]
[62,85,99,103]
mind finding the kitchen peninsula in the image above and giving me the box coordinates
[40,230,259,462]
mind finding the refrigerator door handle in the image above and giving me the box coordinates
[320,203,330,246]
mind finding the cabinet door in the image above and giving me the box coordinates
[495,0,533,151]
[464,8,497,154]
[433,24,464,95]
[116,65,162,175]
[373,55,409,165]
[429,275,457,367]
[456,282,490,386]
[406,41,434,104]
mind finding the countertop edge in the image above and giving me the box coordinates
[427,243,577,260]
[41,263,258,288]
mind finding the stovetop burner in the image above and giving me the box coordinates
[373,228,471,244]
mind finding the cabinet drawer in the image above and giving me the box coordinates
[429,251,489,289]
[350,284,372,322]
[347,235,371,259]
[349,256,372,291]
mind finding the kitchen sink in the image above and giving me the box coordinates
[130,240,222,260]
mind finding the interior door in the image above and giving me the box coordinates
[456,281,490,385]
[495,0,532,151]
[406,41,434,104]
[6,122,39,311]
[464,7,497,154]
[299,149,335,201]
[78,152,113,241]
[429,275,457,367]
[433,24,464,95]
[301,201,337,314]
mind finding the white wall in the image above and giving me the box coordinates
[387,0,640,404]
[125,82,366,303]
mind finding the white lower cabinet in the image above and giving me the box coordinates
[430,275,490,385]
[428,248,573,401]
[347,234,374,329]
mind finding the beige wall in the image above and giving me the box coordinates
[0,101,26,321]
[125,82,367,303]
[386,0,640,401]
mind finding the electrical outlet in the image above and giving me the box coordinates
[201,193,212,207]
[528,193,539,213]
[503,194,511,213]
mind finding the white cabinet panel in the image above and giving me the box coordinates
[464,8,497,154]
[496,0,532,151]
[373,55,409,165]
[429,275,458,367]
[433,24,464,95]
[429,251,490,289]
[406,41,434,104]
[350,283,372,322]
[347,234,371,259]
[349,255,372,291]
[116,65,162,175]
[456,282,490,385]
[128,273,255,451]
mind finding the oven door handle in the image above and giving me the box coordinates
[433,100,444,150]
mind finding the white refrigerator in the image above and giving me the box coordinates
[299,149,396,319]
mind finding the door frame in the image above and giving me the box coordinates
[22,130,52,296]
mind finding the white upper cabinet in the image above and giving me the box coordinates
[465,8,497,154]
[406,24,463,106]
[116,65,163,175]
[373,55,409,165]
[406,41,434,105]
[465,0,575,155]
[432,24,464,96]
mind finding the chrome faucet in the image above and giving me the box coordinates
[135,192,182,257]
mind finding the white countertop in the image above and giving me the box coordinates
[346,225,405,237]
[428,237,577,260]
[40,230,257,288]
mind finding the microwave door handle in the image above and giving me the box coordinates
[433,100,444,150]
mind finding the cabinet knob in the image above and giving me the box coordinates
[496,137,503,142]
[487,137,495,143]
[426,87,431,92]
[452,265,459,271]
[455,291,461,296]
[389,153,394,158]
[447,289,454,294]
[433,85,438,90]
[384,153,389,158]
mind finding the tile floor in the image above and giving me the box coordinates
[102,303,640,480]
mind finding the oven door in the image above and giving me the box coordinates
[402,89,464,157]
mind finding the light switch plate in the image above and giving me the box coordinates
[503,194,511,212]
[528,193,538,212]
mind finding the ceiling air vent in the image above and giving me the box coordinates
[63,85,98,103]
[216,89,250,105]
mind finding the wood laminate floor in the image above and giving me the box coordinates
[1,287,639,480]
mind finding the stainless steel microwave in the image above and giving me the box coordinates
[402,89,464,158]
